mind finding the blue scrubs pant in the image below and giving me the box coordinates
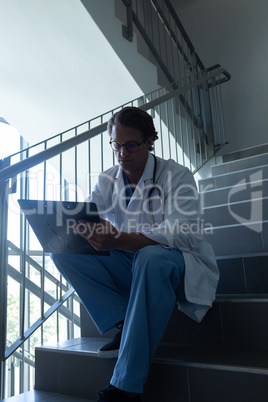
[51,245,185,393]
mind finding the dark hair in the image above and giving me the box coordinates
[107,107,158,151]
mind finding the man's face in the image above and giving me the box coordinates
[110,125,153,177]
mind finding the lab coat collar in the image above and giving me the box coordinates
[114,152,154,183]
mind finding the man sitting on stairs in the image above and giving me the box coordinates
[51,107,219,401]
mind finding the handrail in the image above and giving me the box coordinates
[0,66,230,184]
[5,287,76,360]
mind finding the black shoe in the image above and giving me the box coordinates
[97,384,141,401]
[97,322,123,359]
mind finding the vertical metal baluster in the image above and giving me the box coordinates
[56,280,59,343]
[157,100,164,159]
[20,150,29,342]
[179,95,185,167]
[60,134,63,201]
[20,147,29,395]
[181,80,189,168]
[59,275,63,303]
[168,6,176,83]
[171,97,178,163]
[75,128,78,202]
[71,295,74,339]
[88,121,91,194]
[57,134,63,341]
[196,85,203,169]
[41,142,47,346]
[216,78,222,147]
[0,174,10,399]
[165,100,172,158]
[217,80,226,145]
[100,116,104,173]
[180,30,189,168]
[199,76,209,162]
[190,77,198,170]
[175,24,182,84]
[187,39,195,170]
[210,78,220,149]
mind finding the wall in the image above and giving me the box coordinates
[0,0,143,147]
[81,0,160,94]
[171,0,268,155]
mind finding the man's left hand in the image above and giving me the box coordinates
[73,218,120,251]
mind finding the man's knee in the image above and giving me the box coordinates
[133,245,184,279]
[135,245,167,264]
[133,245,167,276]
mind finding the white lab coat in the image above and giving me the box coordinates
[88,152,219,322]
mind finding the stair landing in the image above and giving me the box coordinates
[3,390,91,402]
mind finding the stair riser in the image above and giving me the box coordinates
[204,222,267,257]
[147,364,268,402]
[161,301,268,351]
[200,179,268,208]
[216,255,268,295]
[202,197,268,228]
[199,165,268,191]
[212,153,268,176]
[35,350,116,399]
[80,301,268,352]
[185,366,268,402]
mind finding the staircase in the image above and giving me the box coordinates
[4,148,266,402]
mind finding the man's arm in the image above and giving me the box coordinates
[74,219,158,252]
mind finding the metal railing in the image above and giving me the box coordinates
[121,0,224,138]
[122,0,205,80]
[0,66,230,398]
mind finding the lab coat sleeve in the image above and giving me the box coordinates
[85,181,107,220]
[85,167,118,220]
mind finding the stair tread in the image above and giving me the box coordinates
[202,162,268,180]
[155,344,268,372]
[36,337,112,355]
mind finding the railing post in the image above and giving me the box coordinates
[0,160,10,399]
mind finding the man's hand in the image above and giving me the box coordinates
[73,218,158,252]
[73,218,120,251]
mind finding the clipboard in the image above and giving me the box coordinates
[18,199,109,255]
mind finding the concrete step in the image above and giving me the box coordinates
[35,337,268,402]
[199,164,268,191]
[212,152,268,176]
[221,144,268,163]
[204,220,267,257]
[2,390,91,401]
[216,254,268,295]
[163,298,268,351]
[200,178,268,208]
[80,296,268,352]
[202,197,268,228]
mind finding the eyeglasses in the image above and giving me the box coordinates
[109,140,144,153]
